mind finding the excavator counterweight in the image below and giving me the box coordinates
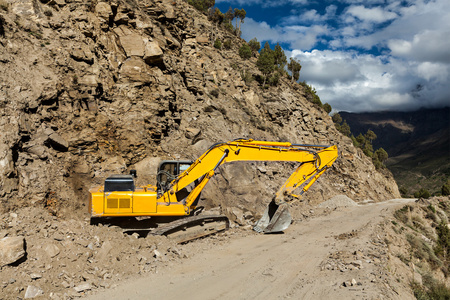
[89,139,338,240]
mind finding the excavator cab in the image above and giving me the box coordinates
[156,161,193,194]
[156,161,201,205]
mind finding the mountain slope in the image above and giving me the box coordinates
[340,108,450,194]
[0,0,399,219]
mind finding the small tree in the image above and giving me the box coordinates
[288,57,301,82]
[332,113,342,124]
[238,43,251,60]
[356,133,366,146]
[248,38,260,53]
[234,8,246,36]
[399,186,408,197]
[187,0,215,12]
[323,103,332,114]
[239,43,252,85]
[351,135,359,147]
[223,39,232,49]
[209,7,224,45]
[225,7,234,23]
[374,148,388,163]
[269,72,281,86]
[273,43,287,70]
[372,157,383,169]
[257,44,275,86]
[339,120,351,137]
[214,39,222,49]
[442,184,450,196]
[365,130,377,144]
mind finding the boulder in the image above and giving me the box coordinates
[24,285,43,299]
[96,241,112,261]
[185,128,201,140]
[71,45,94,64]
[47,132,69,151]
[119,34,145,57]
[26,145,47,159]
[95,2,112,22]
[74,282,91,293]
[44,243,60,258]
[119,57,153,84]
[143,40,163,65]
[196,36,209,44]
[161,3,176,20]
[0,236,26,267]
[226,207,245,225]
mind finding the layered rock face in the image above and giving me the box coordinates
[0,0,400,218]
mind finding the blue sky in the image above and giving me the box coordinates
[215,0,450,112]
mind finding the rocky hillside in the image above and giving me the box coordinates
[340,108,450,195]
[0,0,399,219]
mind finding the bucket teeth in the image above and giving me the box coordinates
[253,225,264,233]
[253,201,292,233]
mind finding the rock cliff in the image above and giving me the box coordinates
[0,0,400,218]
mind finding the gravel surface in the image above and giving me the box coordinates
[318,195,358,209]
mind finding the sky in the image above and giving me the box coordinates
[215,0,450,112]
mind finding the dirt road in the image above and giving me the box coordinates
[85,199,416,300]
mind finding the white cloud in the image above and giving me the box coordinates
[215,0,308,7]
[300,9,324,22]
[340,0,450,50]
[241,18,329,50]
[388,30,450,63]
[290,50,450,112]
[417,62,449,82]
[345,5,397,23]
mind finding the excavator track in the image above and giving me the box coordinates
[151,215,230,244]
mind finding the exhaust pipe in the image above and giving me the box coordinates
[253,200,292,233]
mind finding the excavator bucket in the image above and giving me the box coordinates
[253,200,292,233]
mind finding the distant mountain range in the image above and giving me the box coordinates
[340,107,450,195]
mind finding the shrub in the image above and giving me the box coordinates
[412,274,450,299]
[394,205,411,224]
[187,0,214,12]
[238,42,251,60]
[214,39,222,49]
[240,70,252,85]
[399,186,408,197]
[223,23,234,33]
[435,221,450,260]
[442,184,450,196]
[414,188,431,199]
[223,39,232,50]
[268,72,280,86]
[406,234,442,268]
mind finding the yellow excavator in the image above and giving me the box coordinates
[89,139,338,242]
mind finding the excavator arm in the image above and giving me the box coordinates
[159,139,338,228]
